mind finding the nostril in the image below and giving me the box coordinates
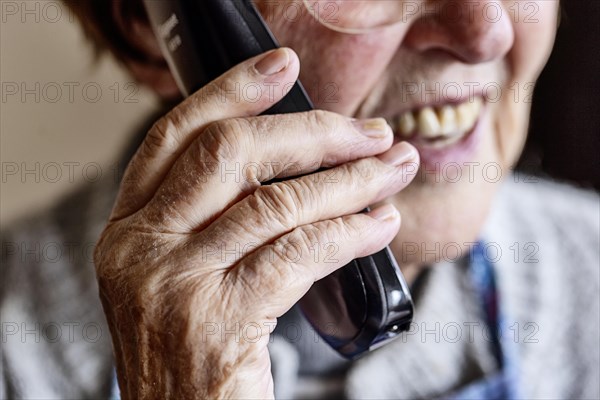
[455,26,514,64]
[454,15,515,64]
[404,2,515,65]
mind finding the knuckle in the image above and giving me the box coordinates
[305,109,339,136]
[303,110,358,165]
[93,227,123,281]
[143,114,182,157]
[250,184,296,229]
[298,218,350,250]
[265,218,352,284]
[344,157,381,185]
[199,118,251,163]
[287,225,322,253]
[284,179,320,209]
[338,214,367,240]
[251,179,317,228]
[264,245,305,291]
[227,267,258,299]
[231,248,297,304]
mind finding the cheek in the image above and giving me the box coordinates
[509,1,559,81]
[495,1,559,165]
[267,16,404,115]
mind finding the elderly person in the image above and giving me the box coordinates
[2,0,598,399]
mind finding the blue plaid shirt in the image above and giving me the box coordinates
[446,241,520,400]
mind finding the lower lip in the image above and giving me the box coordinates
[397,106,487,170]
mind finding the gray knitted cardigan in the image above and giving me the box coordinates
[2,167,599,398]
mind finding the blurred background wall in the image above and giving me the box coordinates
[520,1,600,191]
[1,1,598,228]
[1,1,159,226]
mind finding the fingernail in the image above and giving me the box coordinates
[379,142,418,167]
[368,204,399,222]
[255,48,290,76]
[352,118,392,138]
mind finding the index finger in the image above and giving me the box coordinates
[111,48,300,221]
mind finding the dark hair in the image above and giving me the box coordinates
[63,0,151,64]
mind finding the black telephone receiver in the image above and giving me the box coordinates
[143,0,413,358]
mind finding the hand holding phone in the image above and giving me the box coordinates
[142,0,415,359]
[95,0,420,396]
[141,0,413,358]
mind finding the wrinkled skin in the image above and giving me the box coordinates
[96,51,419,398]
[95,1,559,398]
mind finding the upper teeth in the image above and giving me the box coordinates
[391,97,483,140]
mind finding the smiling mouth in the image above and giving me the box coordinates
[387,96,484,149]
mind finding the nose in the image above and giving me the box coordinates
[404,0,515,64]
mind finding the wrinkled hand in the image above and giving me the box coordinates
[94,48,419,399]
